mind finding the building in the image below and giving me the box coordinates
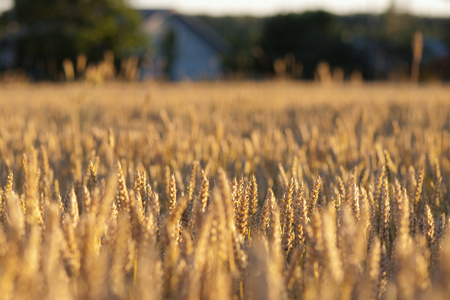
[139,9,231,81]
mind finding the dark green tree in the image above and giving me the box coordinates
[198,15,266,77]
[10,0,146,79]
[260,11,366,79]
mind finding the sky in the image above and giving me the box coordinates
[1,0,450,16]
[130,0,450,16]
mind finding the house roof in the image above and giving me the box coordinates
[139,9,231,54]
[140,9,173,20]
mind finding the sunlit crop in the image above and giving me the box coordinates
[0,81,449,299]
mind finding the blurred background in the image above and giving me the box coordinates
[0,0,449,82]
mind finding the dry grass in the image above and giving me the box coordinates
[0,81,450,299]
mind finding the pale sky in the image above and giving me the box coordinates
[1,0,450,16]
[130,0,450,16]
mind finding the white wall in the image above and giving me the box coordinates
[140,12,224,81]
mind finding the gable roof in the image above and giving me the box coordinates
[140,9,172,20]
[139,9,231,54]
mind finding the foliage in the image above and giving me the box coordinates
[10,0,146,79]
[201,11,450,81]
[197,15,266,77]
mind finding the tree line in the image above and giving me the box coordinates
[200,10,450,81]
[1,0,450,81]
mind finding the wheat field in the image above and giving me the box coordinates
[0,81,449,300]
